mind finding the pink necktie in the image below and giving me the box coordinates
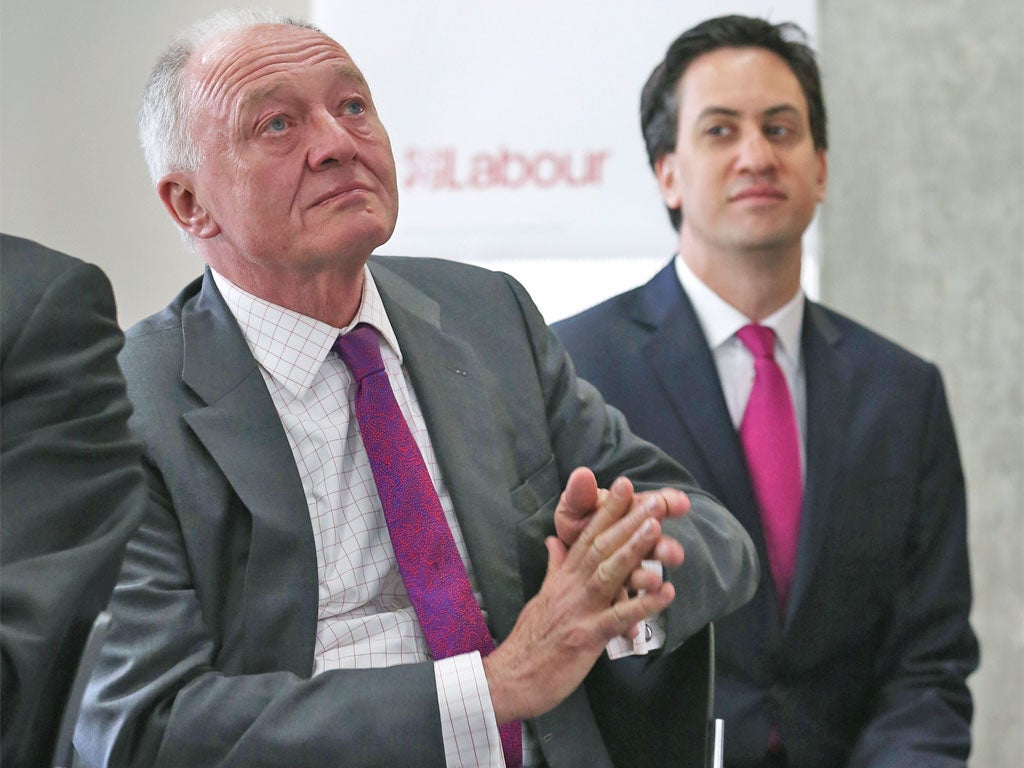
[334,324,522,767]
[737,324,803,612]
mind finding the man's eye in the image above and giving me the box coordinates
[343,100,366,116]
[266,116,288,133]
[765,125,791,137]
[706,125,730,137]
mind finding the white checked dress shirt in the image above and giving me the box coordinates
[211,267,534,767]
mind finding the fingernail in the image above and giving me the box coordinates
[611,477,632,499]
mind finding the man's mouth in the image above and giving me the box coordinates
[729,186,786,203]
[310,184,369,208]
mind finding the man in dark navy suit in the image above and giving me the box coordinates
[554,15,978,768]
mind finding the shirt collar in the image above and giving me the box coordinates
[210,265,402,399]
[673,254,804,364]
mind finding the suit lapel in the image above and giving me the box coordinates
[179,271,318,674]
[370,262,526,641]
[633,265,791,638]
[785,302,851,626]
[635,266,764,538]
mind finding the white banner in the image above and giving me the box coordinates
[313,1,817,320]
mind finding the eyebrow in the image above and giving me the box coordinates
[330,63,370,90]
[238,83,286,117]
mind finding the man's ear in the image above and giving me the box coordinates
[816,149,828,203]
[654,153,683,210]
[157,173,221,239]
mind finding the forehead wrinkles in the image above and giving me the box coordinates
[190,30,356,115]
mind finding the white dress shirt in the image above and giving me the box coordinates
[673,255,807,474]
[211,267,529,767]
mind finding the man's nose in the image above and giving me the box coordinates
[736,130,777,174]
[307,109,359,169]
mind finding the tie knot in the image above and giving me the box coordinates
[333,324,385,382]
[737,324,777,360]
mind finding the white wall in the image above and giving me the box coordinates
[312,0,817,322]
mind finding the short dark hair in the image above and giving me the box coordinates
[640,15,828,230]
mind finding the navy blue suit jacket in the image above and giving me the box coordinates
[554,261,978,768]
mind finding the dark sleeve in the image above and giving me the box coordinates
[848,368,979,767]
[504,274,759,649]
[0,258,146,768]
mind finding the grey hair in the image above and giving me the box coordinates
[138,8,322,183]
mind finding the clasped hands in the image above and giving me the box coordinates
[483,467,689,725]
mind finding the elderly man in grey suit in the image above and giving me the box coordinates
[75,10,757,768]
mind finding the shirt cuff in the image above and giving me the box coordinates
[435,651,506,768]
[606,560,667,659]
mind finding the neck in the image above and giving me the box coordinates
[679,235,801,322]
[208,257,367,327]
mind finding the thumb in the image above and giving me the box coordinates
[560,466,599,520]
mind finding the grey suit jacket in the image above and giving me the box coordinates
[554,261,978,768]
[77,256,758,768]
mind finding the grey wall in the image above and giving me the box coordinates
[2,0,1022,764]
[819,1,1024,765]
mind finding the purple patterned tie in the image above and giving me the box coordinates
[737,324,803,612]
[334,324,522,767]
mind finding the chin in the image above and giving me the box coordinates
[307,230,393,266]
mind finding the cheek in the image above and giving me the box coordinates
[374,161,400,213]
[680,166,721,209]
[799,155,827,198]
[370,142,398,186]
[249,165,302,210]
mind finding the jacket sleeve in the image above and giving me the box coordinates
[503,273,759,650]
[847,368,978,768]
[0,257,146,768]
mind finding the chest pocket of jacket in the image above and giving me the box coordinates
[510,455,560,515]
